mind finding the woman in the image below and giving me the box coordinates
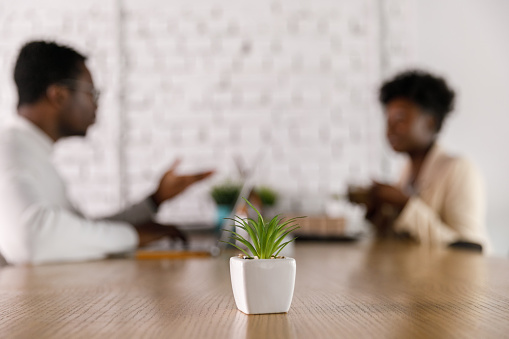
[351,70,489,251]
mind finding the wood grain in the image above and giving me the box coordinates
[0,239,508,338]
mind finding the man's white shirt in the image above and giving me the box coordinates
[0,115,154,265]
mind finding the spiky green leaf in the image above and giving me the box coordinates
[222,198,304,258]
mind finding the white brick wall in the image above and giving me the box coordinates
[0,0,413,225]
[0,0,124,217]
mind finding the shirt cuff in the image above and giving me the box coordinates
[144,196,158,213]
[393,196,420,234]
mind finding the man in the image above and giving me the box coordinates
[0,41,213,265]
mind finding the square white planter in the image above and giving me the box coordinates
[230,257,296,315]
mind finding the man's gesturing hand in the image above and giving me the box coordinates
[150,159,214,207]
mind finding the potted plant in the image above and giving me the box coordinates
[210,181,241,231]
[224,198,304,315]
[254,185,278,219]
[255,186,278,208]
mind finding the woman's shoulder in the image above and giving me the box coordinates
[434,147,483,182]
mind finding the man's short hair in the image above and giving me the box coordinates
[13,41,87,107]
[379,70,455,132]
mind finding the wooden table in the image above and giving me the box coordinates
[1,239,508,338]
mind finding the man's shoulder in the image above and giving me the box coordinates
[0,119,44,168]
[0,121,25,147]
[0,120,33,147]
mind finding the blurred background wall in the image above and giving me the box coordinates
[0,0,507,255]
[410,0,509,256]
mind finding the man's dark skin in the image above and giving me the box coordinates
[18,61,213,247]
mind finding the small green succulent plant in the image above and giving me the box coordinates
[223,198,304,259]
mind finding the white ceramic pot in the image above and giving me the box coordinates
[230,257,296,314]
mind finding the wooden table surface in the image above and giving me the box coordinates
[1,239,508,339]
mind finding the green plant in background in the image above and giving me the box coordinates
[210,182,241,207]
[223,198,304,259]
[255,186,278,207]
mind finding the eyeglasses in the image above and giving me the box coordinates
[58,79,101,105]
